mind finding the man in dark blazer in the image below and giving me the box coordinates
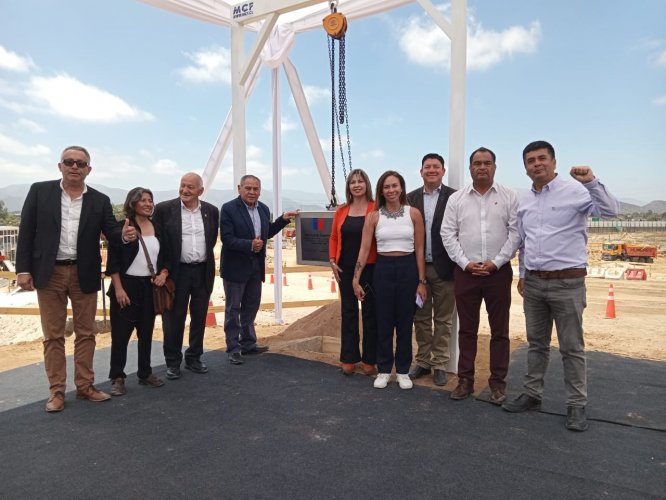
[406,153,457,386]
[152,173,219,380]
[220,174,298,365]
[16,145,127,412]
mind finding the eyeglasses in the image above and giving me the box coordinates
[61,159,89,168]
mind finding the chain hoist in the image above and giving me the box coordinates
[323,1,351,209]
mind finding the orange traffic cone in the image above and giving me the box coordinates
[330,273,337,293]
[283,273,288,286]
[307,273,314,290]
[270,274,274,284]
[605,283,616,319]
[205,300,217,327]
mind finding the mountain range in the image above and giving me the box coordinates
[1,184,664,215]
[0,184,330,214]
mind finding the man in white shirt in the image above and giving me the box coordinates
[153,173,220,380]
[441,147,520,404]
[16,146,128,411]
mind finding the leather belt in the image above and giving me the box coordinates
[527,268,587,279]
[55,259,77,266]
[180,261,205,267]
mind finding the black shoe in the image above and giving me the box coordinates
[185,360,209,374]
[165,367,181,380]
[408,365,431,380]
[502,393,541,413]
[565,406,589,432]
[228,352,244,365]
[433,369,448,386]
[242,345,269,355]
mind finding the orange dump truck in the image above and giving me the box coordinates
[601,242,657,263]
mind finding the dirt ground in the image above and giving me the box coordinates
[1,232,665,395]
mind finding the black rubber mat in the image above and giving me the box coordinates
[1,348,664,499]
[477,345,666,431]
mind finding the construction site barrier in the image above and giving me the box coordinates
[624,269,647,280]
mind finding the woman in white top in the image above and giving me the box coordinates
[106,187,169,396]
[353,171,427,389]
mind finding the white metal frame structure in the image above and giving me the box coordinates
[138,0,466,368]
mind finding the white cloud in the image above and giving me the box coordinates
[26,74,154,123]
[247,144,262,159]
[152,158,180,175]
[178,46,231,84]
[654,49,666,67]
[361,148,386,160]
[398,9,541,71]
[0,133,50,156]
[319,137,332,152]
[0,157,52,182]
[653,95,666,106]
[14,118,45,133]
[262,115,298,132]
[0,46,36,72]
[303,85,331,105]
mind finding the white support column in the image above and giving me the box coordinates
[271,67,285,325]
[446,0,467,373]
[448,0,467,192]
[231,22,247,188]
[202,58,262,195]
[283,58,332,202]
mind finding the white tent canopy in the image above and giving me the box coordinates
[136,1,466,366]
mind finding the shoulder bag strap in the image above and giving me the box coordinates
[138,235,156,278]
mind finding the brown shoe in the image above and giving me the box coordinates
[45,391,65,413]
[110,378,126,396]
[361,363,377,376]
[139,374,165,388]
[341,363,355,375]
[450,378,474,400]
[76,385,111,402]
[489,388,506,405]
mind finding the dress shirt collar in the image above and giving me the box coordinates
[59,180,88,197]
[422,184,442,195]
[180,199,201,212]
[531,173,560,194]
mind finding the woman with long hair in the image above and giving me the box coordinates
[106,187,169,395]
[353,171,427,389]
[329,169,378,376]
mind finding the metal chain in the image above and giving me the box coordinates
[327,33,352,206]
[340,35,351,175]
[328,36,338,207]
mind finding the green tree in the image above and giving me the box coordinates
[112,203,125,222]
[0,200,20,225]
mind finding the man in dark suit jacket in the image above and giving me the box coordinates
[220,175,298,365]
[406,153,457,386]
[152,173,219,380]
[16,145,127,412]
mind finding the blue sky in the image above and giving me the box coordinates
[1,0,665,204]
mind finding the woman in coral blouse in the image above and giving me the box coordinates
[329,169,378,376]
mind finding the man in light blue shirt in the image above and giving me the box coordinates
[502,140,620,432]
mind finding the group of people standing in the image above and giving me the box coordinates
[16,146,296,412]
[328,141,619,432]
[16,139,619,433]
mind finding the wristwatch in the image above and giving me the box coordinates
[419,278,427,285]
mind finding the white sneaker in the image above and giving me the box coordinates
[397,373,413,390]
[374,373,391,389]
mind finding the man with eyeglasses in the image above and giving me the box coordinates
[16,145,132,412]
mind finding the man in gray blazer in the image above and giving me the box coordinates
[16,145,126,412]
[406,153,457,386]
[152,173,219,380]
